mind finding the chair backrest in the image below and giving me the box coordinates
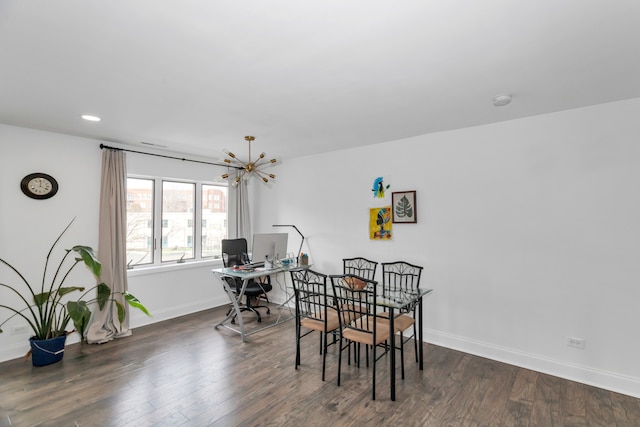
[330,274,378,335]
[221,238,250,268]
[342,257,378,280]
[290,269,330,327]
[381,261,423,294]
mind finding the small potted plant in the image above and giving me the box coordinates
[0,219,150,366]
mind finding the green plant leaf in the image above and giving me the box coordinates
[57,286,85,297]
[96,283,111,310]
[116,301,125,325]
[124,292,151,316]
[33,292,51,307]
[67,300,91,337]
[72,245,102,278]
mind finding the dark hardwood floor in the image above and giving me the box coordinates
[1,305,639,426]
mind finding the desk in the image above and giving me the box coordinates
[212,265,303,341]
[375,287,433,401]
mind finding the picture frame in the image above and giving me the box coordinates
[392,191,417,223]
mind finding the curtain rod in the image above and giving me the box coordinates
[99,143,241,169]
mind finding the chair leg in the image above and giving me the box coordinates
[244,296,265,322]
[413,321,418,363]
[321,331,328,381]
[337,338,344,386]
[366,344,370,368]
[400,332,405,380]
[371,343,376,400]
[295,321,301,369]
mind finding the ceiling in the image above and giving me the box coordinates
[1,1,639,161]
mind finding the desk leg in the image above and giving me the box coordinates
[418,296,424,370]
[389,307,396,402]
[214,274,249,342]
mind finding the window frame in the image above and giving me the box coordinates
[126,174,228,270]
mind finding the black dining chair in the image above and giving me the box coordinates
[379,261,424,377]
[330,273,390,400]
[343,257,378,280]
[290,269,338,381]
[221,238,273,322]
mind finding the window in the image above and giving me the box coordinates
[126,177,228,268]
[201,184,227,258]
[126,178,154,265]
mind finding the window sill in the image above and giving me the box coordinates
[127,259,224,277]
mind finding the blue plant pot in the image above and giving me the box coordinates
[29,334,67,367]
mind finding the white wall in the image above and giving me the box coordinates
[2,97,639,398]
[253,98,640,398]
[1,126,101,359]
[0,127,230,362]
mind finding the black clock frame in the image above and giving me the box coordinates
[20,172,59,200]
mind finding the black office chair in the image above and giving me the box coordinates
[221,238,273,323]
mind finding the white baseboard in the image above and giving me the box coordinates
[424,328,640,399]
[130,296,229,328]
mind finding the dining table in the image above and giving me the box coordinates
[375,286,433,401]
[214,264,432,401]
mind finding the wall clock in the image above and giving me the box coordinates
[20,172,59,200]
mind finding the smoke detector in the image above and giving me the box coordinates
[493,94,512,107]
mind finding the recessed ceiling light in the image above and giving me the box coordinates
[81,114,101,122]
[493,94,512,107]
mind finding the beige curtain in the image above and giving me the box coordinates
[86,149,130,344]
[229,172,251,242]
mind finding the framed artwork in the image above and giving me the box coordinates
[369,206,392,240]
[392,191,417,223]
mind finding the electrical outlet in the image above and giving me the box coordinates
[11,325,29,335]
[567,336,586,349]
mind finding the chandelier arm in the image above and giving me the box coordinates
[253,170,271,183]
[254,166,274,175]
[253,159,267,168]
[224,158,246,167]
[254,157,277,168]
[232,170,247,186]
[255,169,276,180]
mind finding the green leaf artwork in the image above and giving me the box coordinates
[395,195,414,219]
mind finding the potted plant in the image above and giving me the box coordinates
[0,219,150,366]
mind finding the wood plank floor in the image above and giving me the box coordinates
[1,305,639,426]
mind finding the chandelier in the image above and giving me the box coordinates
[219,136,277,186]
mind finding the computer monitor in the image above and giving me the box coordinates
[251,233,288,263]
